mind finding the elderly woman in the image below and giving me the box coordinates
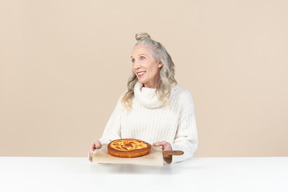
[89,33,198,164]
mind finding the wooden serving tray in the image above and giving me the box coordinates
[91,145,164,166]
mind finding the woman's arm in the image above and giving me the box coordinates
[98,95,124,145]
[171,91,198,164]
[89,94,124,156]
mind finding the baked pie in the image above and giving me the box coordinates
[108,138,151,158]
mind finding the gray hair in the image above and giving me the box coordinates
[121,32,177,108]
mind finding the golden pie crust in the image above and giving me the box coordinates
[107,138,151,158]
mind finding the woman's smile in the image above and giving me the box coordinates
[137,71,146,77]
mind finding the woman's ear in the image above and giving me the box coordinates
[158,62,163,68]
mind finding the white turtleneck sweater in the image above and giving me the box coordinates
[99,81,198,164]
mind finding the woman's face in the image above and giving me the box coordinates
[131,44,163,88]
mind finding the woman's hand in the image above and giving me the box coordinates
[89,140,101,156]
[153,141,172,164]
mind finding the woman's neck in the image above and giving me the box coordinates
[143,76,159,88]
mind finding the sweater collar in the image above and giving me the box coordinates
[134,81,163,109]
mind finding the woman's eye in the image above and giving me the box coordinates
[140,56,145,60]
[131,59,135,63]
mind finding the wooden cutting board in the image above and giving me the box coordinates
[91,145,164,166]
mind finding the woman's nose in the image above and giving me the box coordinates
[133,61,140,69]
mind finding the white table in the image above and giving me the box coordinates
[0,157,287,192]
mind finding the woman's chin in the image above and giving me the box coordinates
[137,78,146,84]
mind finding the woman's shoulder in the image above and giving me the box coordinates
[170,84,194,105]
[114,91,127,107]
[171,84,193,98]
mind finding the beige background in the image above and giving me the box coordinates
[1,0,288,157]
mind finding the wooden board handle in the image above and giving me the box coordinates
[162,150,184,156]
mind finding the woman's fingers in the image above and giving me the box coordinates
[153,141,173,164]
[94,140,101,149]
[89,144,96,156]
[153,141,172,151]
[89,140,102,156]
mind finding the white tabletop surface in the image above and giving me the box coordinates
[0,157,287,192]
